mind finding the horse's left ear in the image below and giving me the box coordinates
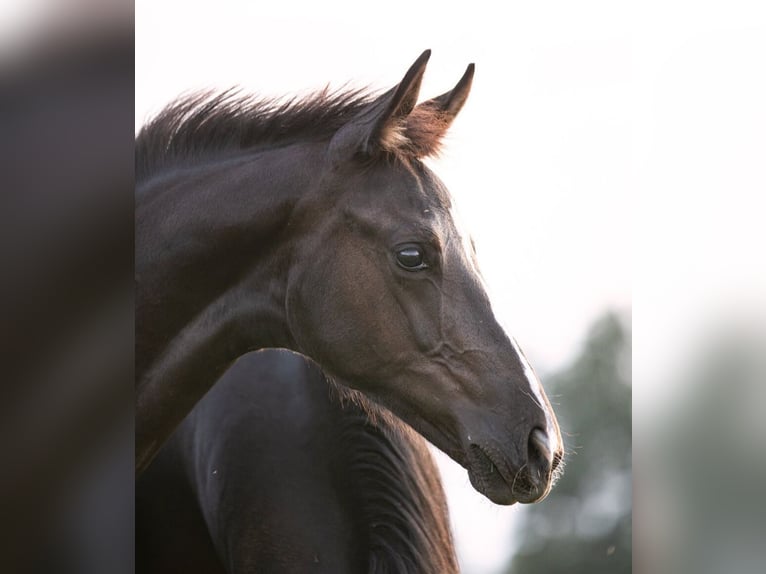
[330,50,431,157]
[404,62,475,157]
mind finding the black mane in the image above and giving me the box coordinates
[331,389,459,574]
[135,87,376,182]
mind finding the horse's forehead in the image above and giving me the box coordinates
[362,160,451,212]
[381,163,479,271]
[417,163,453,210]
[412,165,478,261]
[339,159,472,250]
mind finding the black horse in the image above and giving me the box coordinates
[136,350,459,574]
[135,51,563,505]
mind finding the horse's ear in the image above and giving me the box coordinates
[404,62,475,157]
[330,50,431,157]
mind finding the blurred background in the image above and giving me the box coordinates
[3,0,765,573]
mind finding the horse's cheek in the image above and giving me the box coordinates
[286,245,390,379]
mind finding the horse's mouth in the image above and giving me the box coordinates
[466,444,518,505]
[466,443,552,506]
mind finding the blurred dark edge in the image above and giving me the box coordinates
[0,8,134,574]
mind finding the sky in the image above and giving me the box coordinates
[135,2,634,571]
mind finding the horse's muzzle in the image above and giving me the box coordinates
[466,427,562,505]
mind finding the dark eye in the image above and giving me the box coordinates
[395,244,428,271]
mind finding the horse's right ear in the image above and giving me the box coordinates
[330,50,431,158]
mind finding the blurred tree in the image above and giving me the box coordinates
[645,326,766,574]
[506,312,632,574]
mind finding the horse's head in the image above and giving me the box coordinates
[286,51,562,505]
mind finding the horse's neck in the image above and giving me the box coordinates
[135,143,322,473]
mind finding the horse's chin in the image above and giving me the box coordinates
[468,471,518,505]
[466,445,518,505]
[465,443,554,505]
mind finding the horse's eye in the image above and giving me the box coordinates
[396,245,427,271]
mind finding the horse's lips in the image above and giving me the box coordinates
[466,444,518,505]
[401,416,517,505]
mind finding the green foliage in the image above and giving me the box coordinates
[506,312,632,574]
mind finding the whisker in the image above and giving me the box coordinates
[511,462,528,494]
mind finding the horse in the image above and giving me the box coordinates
[135,50,563,505]
[136,350,459,574]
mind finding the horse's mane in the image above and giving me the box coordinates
[330,386,459,574]
[135,87,376,183]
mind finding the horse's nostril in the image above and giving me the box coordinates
[506,428,556,503]
[528,428,553,474]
